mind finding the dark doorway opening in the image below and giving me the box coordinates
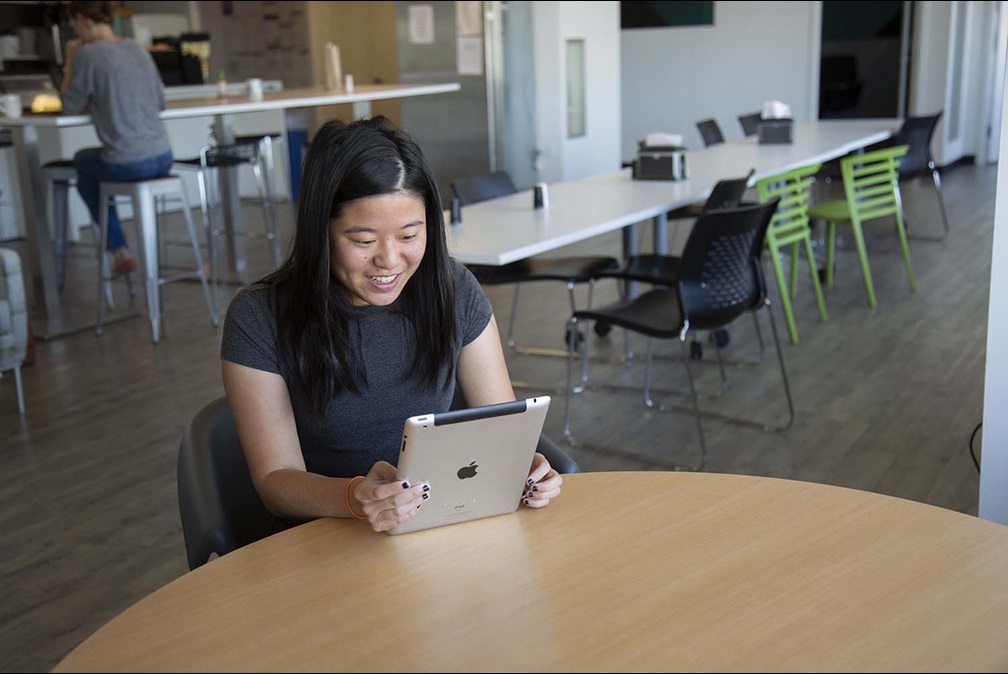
[819,1,913,119]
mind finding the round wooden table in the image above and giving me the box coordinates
[54,472,1008,672]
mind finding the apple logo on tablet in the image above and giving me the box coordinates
[457,461,478,479]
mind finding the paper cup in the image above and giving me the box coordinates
[246,78,263,101]
[2,93,22,118]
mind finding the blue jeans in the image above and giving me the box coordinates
[73,148,174,251]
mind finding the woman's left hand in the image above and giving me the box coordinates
[522,452,562,508]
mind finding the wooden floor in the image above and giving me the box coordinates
[0,161,994,672]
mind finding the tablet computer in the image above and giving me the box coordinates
[386,396,550,536]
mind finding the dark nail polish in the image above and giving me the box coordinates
[523,499,529,505]
[422,484,430,492]
[402,481,410,489]
[532,486,538,492]
[527,478,534,485]
[416,503,422,509]
[422,493,429,500]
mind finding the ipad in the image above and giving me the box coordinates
[386,396,551,536]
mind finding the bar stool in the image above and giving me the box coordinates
[41,159,125,307]
[173,132,283,278]
[96,175,218,343]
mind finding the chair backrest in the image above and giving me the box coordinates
[893,112,941,179]
[177,397,275,570]
[696,118,725,147]
[703,168,756,212]
[738,112,762,137]
[840,144,909,225]
[451,171,517,205]
[676,200,781,331]
[200,142,261,169]
[754,163,822,245]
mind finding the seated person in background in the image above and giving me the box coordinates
[60,0,173,275]
[220,116,563,533]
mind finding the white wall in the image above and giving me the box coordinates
[532,1,621,183]
[979,57,1008,525]
[620,1,993,167]
[620,1,818,158]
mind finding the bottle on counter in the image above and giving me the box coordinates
[216,70,228,99]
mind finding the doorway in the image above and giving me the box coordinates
[819,0,912,119]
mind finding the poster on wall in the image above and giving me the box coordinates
[455,1,483,35]
[457,35,483,75]
[408,5,435,45]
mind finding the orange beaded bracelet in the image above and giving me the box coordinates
[344,476,368,520]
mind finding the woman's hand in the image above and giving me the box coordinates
[351,461,430,533]
[522,452,562,508]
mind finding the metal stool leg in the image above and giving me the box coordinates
[132,183,163,343]
[95,189,112,336]
[177,184,219,326]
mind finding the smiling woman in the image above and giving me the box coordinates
[329,191,427,307]
[218,116,564,535]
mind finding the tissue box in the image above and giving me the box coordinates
[633,145,688,181]
[758,118,793,145]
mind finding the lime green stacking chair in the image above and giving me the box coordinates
[807,145,914,309]
[755,164,828,344]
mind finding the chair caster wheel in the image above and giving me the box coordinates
[689,340,703,360]
[711,328,730,348]
[594,321,612,337]
[565,327,585,350]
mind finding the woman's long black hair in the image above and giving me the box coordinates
[263,116,456,413]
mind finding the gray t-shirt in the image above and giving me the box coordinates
[61,39,171,164]
[220,259,493,478]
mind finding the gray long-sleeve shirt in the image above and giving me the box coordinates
[62,38,172,164]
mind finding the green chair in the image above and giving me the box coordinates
[755,164,828,344]
[807,145,914,309]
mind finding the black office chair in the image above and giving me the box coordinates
[696,118,725,147]
[177,396,275,571]
[890,112,949,241]
[738,112,762,137]
[562,200,794,471]
[622,169,756,269]
[451,170,620,353]
[592,170,755,354]
[173,132,284,285]
[178,394,580,569]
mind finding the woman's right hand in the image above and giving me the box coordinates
[350,461,430,533]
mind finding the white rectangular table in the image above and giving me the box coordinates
[448,119,901,266]
[0,82,461,339]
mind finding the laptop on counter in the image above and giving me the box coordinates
[386,396,550,536]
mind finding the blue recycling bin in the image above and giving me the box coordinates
[287,128,308,199]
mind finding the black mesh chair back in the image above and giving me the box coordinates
[201,141,260,168]
[703,168,756,211]
[177,397,275,570]
[451,171,517,205]
[676,199,779,331]
[562,198,791,472]
[696,118,725,147]
[738,112,762,137]
[893,112,941,179]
